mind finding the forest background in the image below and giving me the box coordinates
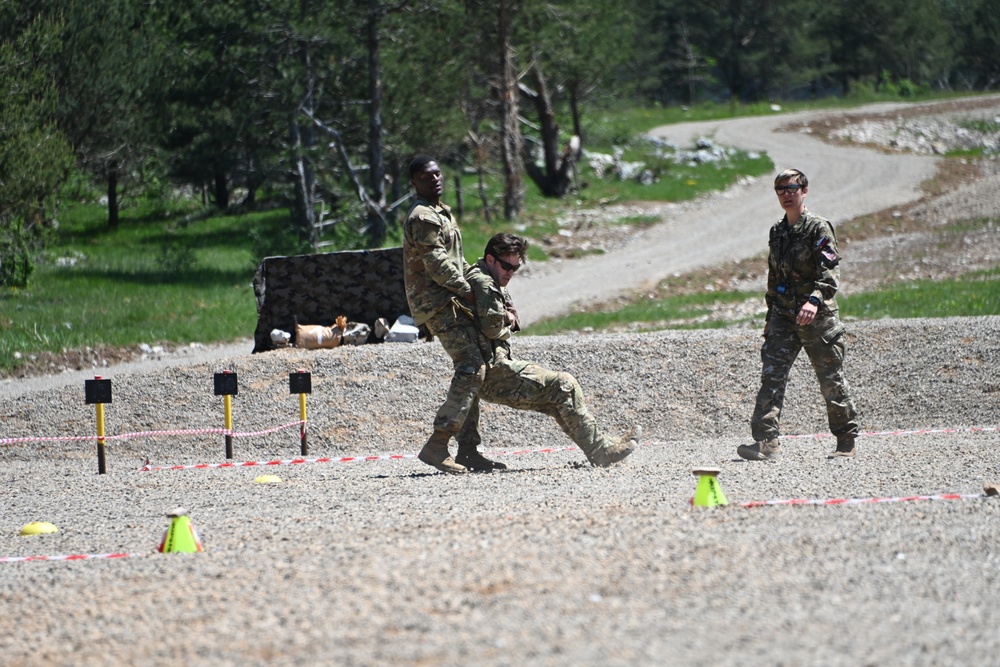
[2,0,999,374]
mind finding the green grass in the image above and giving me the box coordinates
[1,204,266,372]
[840,271,1000,319]
[527,290,756,335]
[956,118,1000,135]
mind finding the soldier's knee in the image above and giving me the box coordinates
[551,369,573,384]
[550,370,576,391]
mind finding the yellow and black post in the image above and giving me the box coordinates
[289,369,312,455]
[84,376,113,474]
[213,370,239,459]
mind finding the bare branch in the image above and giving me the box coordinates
[301,108,386,229]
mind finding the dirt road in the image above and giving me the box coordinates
[512,100,962,324]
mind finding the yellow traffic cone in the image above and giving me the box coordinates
[20,521,58,536]
[254,474,282,484]
[691,467,728,507]
[158,508,203,553]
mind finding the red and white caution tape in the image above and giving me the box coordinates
[739,491,984,508]
[0,552,141,564]
[0,421,303,446]
[140,425,1000,473]
[141,452,416,472]
[5,423,994,448]
[6,423,998,473]
[140,445,580,472]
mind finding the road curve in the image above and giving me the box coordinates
[512,101,945,325]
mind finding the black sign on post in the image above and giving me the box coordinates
[213,371,239,396]
[289,371,312,394]
[85,378,113,404]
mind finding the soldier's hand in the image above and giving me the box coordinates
[506,305,519,331]
[796,302,818,326]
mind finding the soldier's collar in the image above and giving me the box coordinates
[415,196,450,213]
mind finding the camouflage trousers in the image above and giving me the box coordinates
[456,358,610,457]
[425,301,489,435]
[751,314,859,442]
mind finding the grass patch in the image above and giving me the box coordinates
[0,206,262,373]
[840,272,1000,320]
[956,118,1000,135]
[526,290,757,335]
[529,273,1000,336]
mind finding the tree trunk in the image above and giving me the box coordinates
[453,174,463,222]
[680,21,696,106]
[291,23,319,249]
[245,153,264,207]
[568,83,583,141]
[477,164,492,224]
[213,170,229,209]
[365,0,387,248]
[290,118,318,249]
[520,65,581,198]
[497,0,523,221]
[107,161,119,230]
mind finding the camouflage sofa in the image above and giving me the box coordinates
[252,247,411,353]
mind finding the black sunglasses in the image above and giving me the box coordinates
[493,255,521,273]
[774,184,804,194]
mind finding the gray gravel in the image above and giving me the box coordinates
[2,317,999,666]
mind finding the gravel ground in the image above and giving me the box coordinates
[2,317,999,666]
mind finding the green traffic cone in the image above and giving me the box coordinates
[691,467,728,507]
[158,508,203,553]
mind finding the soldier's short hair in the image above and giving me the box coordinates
[775,168,808,187]
[409,154,437,179]
[485,233,528,262]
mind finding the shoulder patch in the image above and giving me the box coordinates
[816,236,841,264]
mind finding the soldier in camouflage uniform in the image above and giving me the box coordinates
[457,233,637,469]
[403,155,490,475]
[738,169,860,462]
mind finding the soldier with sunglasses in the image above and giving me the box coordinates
[738,168,860,462]
[455,232,638,470]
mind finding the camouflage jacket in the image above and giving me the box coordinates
[466,259,517,365]
[765,210,842,323]
[402,198,472,326]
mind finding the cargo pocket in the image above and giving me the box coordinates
[820,322,845,346]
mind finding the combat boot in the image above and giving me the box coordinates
[827,436,857,459]
[587,426,640,468]
[455,447,508,472]
[417,430,468,474]
[737,437,780,461]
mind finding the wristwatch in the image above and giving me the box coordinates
[807,295,821,306]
